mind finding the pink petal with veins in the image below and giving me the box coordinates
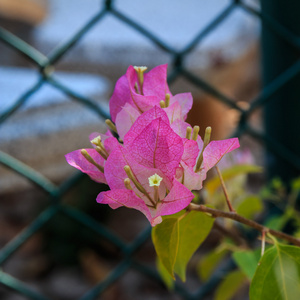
[177,162,206,191]
[126,66,162,112]
[129,118,183,183]
[171,120,204,152]
[164,102,182,124]
[109,75,133,122]
[109,65,172,122]
[65,148,106,183]
[124,106,169,145]
[181,138,199,167]
[104,143,169,197]
[143,64,172,98]
[203,138,240,172]
[131,93,161,114]
[169,93,193,120]
[104,144,130,190]
[97,189,153,223]
[103,137,120,154]
[115,103,141,140]
[171,120,191,137]
[155,179,194,217]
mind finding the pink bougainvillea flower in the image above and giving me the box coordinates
[171,120,240,190]
[66,64,241,226]
[97,116,194,226]
[110,64,193,128]
[110,65,170,122]
[65,130,119,184]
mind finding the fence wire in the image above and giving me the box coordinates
[0,0,300,299]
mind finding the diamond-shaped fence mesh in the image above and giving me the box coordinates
[0,0,300,299]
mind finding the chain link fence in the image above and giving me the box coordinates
[1,0,300,299]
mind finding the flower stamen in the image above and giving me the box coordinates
[192,126,200,141]
[195,126,212,172]
[134,66,147,95]
[105,119,117,133]
[81,149,104,173]
[91,136,109,159]
[165,93,170,107]
[124,165,155,206]
[159,100,166,108]
[186,127,192,139]
[124,178,132,190]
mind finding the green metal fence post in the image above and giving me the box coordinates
[261,0,300,183]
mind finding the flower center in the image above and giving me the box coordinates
[148,174,163,187]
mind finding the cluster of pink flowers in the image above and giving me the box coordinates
[65,65,239,226]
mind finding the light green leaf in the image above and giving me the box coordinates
[156,258,174,290]
[236,196,263,219]
[174,211,214,281]
[215,270,247,300]
[151,218,179,279]
[205,164,262,195]
[232,249,261,280]
[197,248,228,281]
[250,242,300,300]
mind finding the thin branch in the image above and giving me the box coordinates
[188,203,300,247]
[215,166,235,212]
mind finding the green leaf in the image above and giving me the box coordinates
[152,218,179,279]
[152,211,214,281]
[156,258,175,290]
[197,248,228,281]
[174,211,214,281]
[291,177,300,191]
[232,249,261,280]
[250,242,300,300]
[205,164,262,195]
[214,270,247,300]
[236,195,263,219]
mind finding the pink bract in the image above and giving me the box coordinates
[110,64,170,122]
[65,148,106,184]
[97,116,194,226]
[65,132,119,184]
[109,65,193,124]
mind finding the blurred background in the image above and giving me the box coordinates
[0,0,299,299]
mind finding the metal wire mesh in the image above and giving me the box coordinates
[0,0,300,299]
